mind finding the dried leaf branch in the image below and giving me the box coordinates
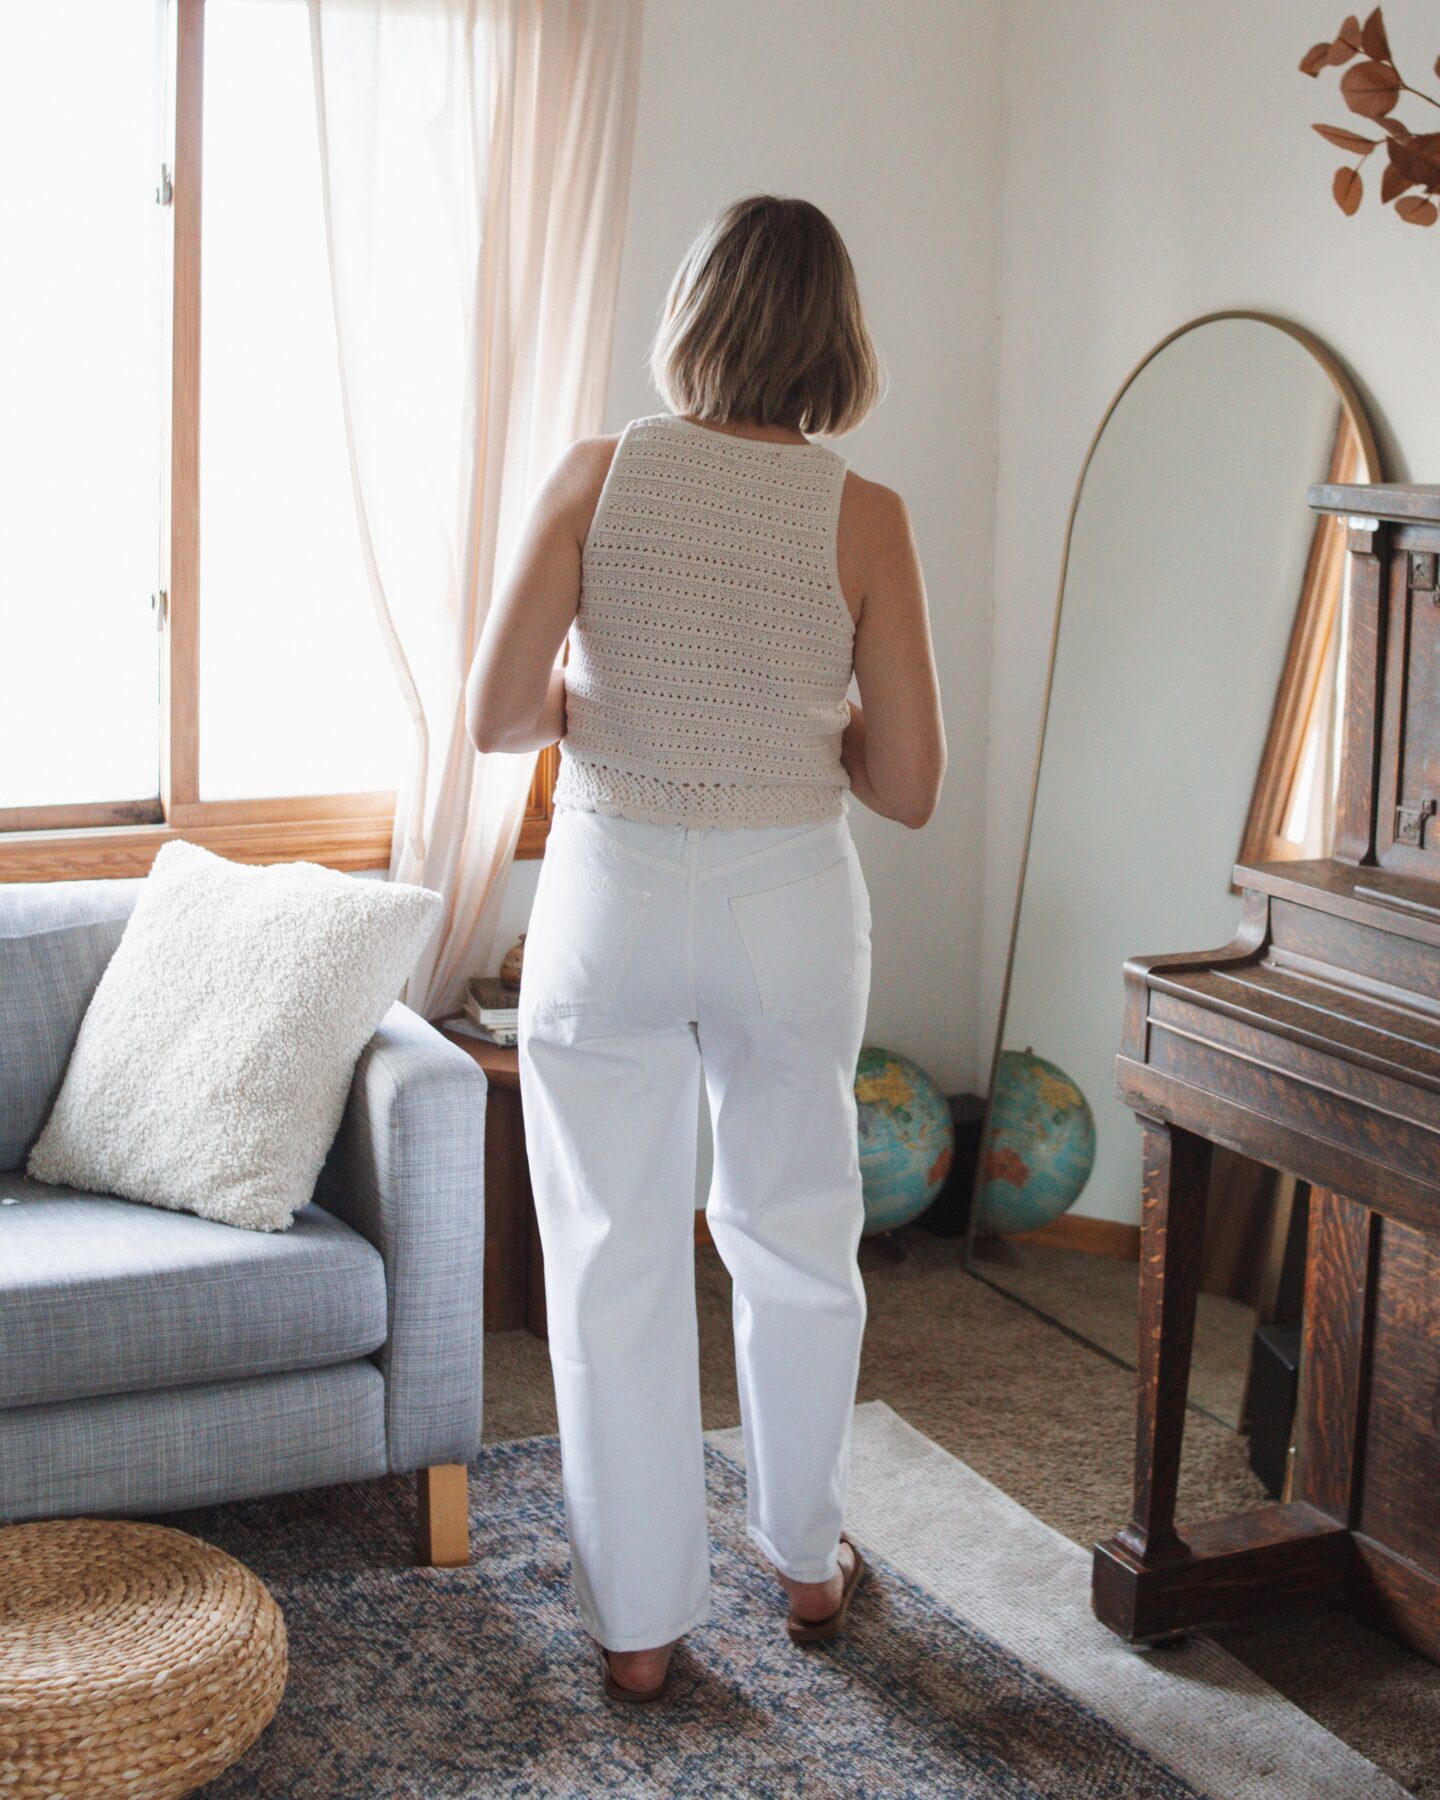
[1301,7,1440,227]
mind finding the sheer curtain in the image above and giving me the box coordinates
[308,0,644,1020]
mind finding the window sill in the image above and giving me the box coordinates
[0,813,398,883]
[0,790,556,884]
[0,748,560,882]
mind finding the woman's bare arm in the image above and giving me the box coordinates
[843,482,946,828]
[839,700,884,815]
[465,438,617,755]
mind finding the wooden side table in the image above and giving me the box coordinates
[437,1029,547,1339]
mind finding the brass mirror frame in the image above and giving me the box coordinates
[963,310,1382,1275]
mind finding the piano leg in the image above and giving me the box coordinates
[1116,1115,1211,1565]
[1094,1126,1357,1643]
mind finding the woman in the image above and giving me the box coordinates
[466,193,945,1701]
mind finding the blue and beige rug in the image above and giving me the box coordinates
[164,1402,1403,1799]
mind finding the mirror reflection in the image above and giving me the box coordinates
[968,315,1374,1433]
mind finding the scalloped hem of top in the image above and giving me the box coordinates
[552,754,850,831]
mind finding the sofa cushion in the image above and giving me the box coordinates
[0,1174,389,1410]
[26,841,443,1232]
[0,879,142,1171]
[0,1363,389,1524]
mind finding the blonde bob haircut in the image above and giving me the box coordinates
[649,194,883,439]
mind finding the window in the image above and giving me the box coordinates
[0,0,414,876]
[198,0,408,802]
[1,0,166,820]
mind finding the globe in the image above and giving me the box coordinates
[855,1046,955,1235]
[977,1049,1096,1235]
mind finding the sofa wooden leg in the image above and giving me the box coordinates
[417,1464,470,1568]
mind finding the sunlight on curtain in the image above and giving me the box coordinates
[0,0,165,808]
[309,0,644,1019]
[198,0,409,801]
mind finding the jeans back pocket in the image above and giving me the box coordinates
[522,855,653,1017]
[727,854,859,1020]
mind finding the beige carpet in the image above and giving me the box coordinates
[485,1226,1439,1797]
[973,1237,1257,1427]
[710,1400,1404,1798]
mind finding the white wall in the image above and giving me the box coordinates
[981,0,1440,1103]
[485,0,1439,1189]
[493,0,1004,1108]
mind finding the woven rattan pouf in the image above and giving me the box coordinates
[0,1517,287,1799]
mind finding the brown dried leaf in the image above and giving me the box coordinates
[1395,195,1439,225]
[1314,122,1380,151]
[1360,7,1390,60]
[1340,58,1401,116]
[1387,132,1440,188]
[1300,40,1333,76]
[1380,115,1411,139]
[1327,34,1360,65]
[1335,13,1363,48]
[1333,165,1364,214]
[1381,160,1414,202]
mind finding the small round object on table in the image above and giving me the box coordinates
[0,1517,287,1800]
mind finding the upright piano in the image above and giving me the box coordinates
[1093,483,1440,1661]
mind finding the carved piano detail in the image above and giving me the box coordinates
[1093,484,1440,1659]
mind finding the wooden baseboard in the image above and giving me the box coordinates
[1012,1213,1141,1260]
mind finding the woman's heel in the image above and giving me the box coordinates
[785,1532,865,1644]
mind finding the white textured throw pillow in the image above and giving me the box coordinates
[27,840,444,1232]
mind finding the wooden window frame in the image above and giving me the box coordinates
[1235,409,1365,870]
[0,0,554,883]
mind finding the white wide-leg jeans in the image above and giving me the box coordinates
[516,803,872,1652]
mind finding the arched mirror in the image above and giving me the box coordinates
[966,312,1379,1432]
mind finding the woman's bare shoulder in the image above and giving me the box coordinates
[841,468,911,540]
[544,434,624,545]
[560,433,624,490]
[837,469,915,624]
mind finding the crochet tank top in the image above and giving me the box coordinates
[552,411,855,829]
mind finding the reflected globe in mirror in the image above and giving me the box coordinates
[971,315,1374,1434]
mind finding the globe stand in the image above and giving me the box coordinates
[858,1230,910,1270]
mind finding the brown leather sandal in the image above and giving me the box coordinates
[785,1531,866,1644]
[596,1642,671,1703]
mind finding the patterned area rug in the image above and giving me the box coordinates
[161,1402,1403,1799]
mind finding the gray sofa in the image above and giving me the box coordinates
[0,874,487,1564]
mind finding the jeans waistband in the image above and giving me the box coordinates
[550,804,852,878]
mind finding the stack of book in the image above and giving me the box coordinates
[466,976,519,1045]
[445,976,520,1048]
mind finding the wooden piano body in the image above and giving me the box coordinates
[1093,484,1440,1659]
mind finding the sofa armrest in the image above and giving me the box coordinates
[314,1001,487,1472]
